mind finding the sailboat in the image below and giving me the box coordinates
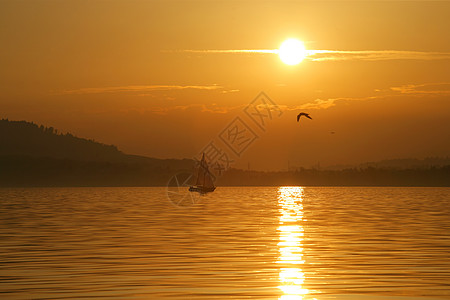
[189,153,216,193]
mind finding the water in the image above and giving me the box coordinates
[0,187,449,300]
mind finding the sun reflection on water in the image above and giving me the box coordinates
[277,187,310,300]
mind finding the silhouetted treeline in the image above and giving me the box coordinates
[0,119,194,186]
[0,118,124,162]
[217,167,450,187]
[326,157,450,170]
[1,157,447,187]
[0,118,448,187]
[358,157,450,170]
[0,155,191,187]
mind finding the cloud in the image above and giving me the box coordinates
[169,48,450,61]
[132,103,244,115]
[282,82,450,111]
[280,96,380,111]
[164,49,278,54]
[116,81,449,115]
[221,89,240,94]
[292,98,341,110]
[55,84,224,95]
[390,82,450,95]
[308,50,450,61]
[124,82,450,115]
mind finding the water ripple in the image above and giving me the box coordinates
[0,187,449,299]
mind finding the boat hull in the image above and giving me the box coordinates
[189,186,216,193]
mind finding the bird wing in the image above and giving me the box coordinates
[296,114,300,122]
[305,114,312,120]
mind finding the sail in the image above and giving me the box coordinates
[203,163,215,189]
[194,153,215,188]
[195,154,205,186]
[189,153,216,193]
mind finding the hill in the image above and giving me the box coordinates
[325,157,450,171]
[0,118,192,167]
[0,119,194,186]
[0,118,448,187]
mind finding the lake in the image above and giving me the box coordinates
[0,187,449,299]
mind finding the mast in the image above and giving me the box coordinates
[189,153,215,192]
[195,154,202,186]
[203,159,206,187]
[203,153,214,189]
[202,153,206,187]
[204,160,214,189]
[196,153,207,187]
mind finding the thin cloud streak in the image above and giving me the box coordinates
[309,50,450,61]
[390,82,450,94]
[139,103,244,115]
[165,49,278,54]
[283,82,450,111]
[127,81,450,115]
[282,96,380,111]
[55,84,223,95]
[170,49,450,61]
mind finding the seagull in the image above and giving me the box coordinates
[297,112,312,122]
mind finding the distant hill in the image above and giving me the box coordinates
[0,118,193,167]
[217,167,450,187]
[359,157,450,169]
[0,119,194,186]
[325,157,450,171]
[0,119,124,161]
[0,118,448,187]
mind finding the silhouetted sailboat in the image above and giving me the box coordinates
[189,153,216,193]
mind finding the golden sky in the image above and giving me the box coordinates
[1,0,449,170]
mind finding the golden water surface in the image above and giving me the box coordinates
[0,187,449,299]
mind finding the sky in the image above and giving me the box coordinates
[1,0,449,170]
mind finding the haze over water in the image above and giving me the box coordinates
[1,187,449,299]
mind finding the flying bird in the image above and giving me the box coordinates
[297,112,312,122]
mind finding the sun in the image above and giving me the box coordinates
[279,39,307,65]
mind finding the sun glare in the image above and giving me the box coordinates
[279,39,307,65]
